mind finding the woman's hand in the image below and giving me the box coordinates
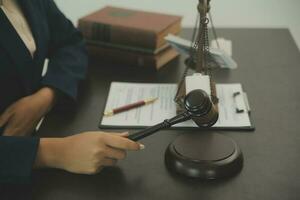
[0,87,56,136]
[35,132,144,174]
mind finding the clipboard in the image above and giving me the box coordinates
[98,82,255,131]
[99,115,255,131]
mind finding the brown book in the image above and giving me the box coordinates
[87,44,179,70]
[86,39,170,55]
[78,6,182,49]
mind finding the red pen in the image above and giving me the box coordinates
[104,97,158,117]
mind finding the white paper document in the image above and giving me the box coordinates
[185,73,211,97]
[100,82,252,129]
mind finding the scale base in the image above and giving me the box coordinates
[165,133,243,179]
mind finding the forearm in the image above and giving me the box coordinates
[35,87,57,112]
[33,132,143,175]
[34,138,64,169]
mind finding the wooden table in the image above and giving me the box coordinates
[30,28,300,200]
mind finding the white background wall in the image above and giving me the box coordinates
[54,0,300,50]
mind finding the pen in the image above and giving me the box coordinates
[104,97,158,117]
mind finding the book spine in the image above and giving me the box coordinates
[86,40,170,55]
[86,45,156,69]
[79,20,158,49]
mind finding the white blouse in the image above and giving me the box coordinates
[0,0,36,57]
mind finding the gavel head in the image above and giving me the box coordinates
[184,89,219,127]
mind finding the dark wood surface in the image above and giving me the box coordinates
[32,28,300,200]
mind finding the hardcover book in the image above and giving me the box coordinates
[87,44,179,70]
[78,6,182,50]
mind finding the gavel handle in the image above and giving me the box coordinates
[128,122,166,141]
[128,112,191,141]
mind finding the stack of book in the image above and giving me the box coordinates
[78,6,182,70]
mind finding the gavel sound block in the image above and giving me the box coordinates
[128,89,243,179]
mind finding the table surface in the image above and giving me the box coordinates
[32,28,300,200]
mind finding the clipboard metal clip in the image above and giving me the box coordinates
[233,91,251,114]
[233,92,244,113]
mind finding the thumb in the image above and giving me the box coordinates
[119,132,145,150]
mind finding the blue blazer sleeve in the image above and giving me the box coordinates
[41,0,88,101]
[0,136,39,184]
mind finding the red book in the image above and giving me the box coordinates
[78,6,182,50]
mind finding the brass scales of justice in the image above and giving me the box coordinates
[174,0,219,115]
[128,0,244,179]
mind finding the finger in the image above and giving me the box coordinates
[93,166,104,174]
[3,127,19,136]
[105,146,127,160]
[102,158,118,166]
[3,115,38,136]
[117,132,129,137]
[0,110,14,127]
[3,118,21,136]
[104,135,141,151]
[2,114,30,136]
